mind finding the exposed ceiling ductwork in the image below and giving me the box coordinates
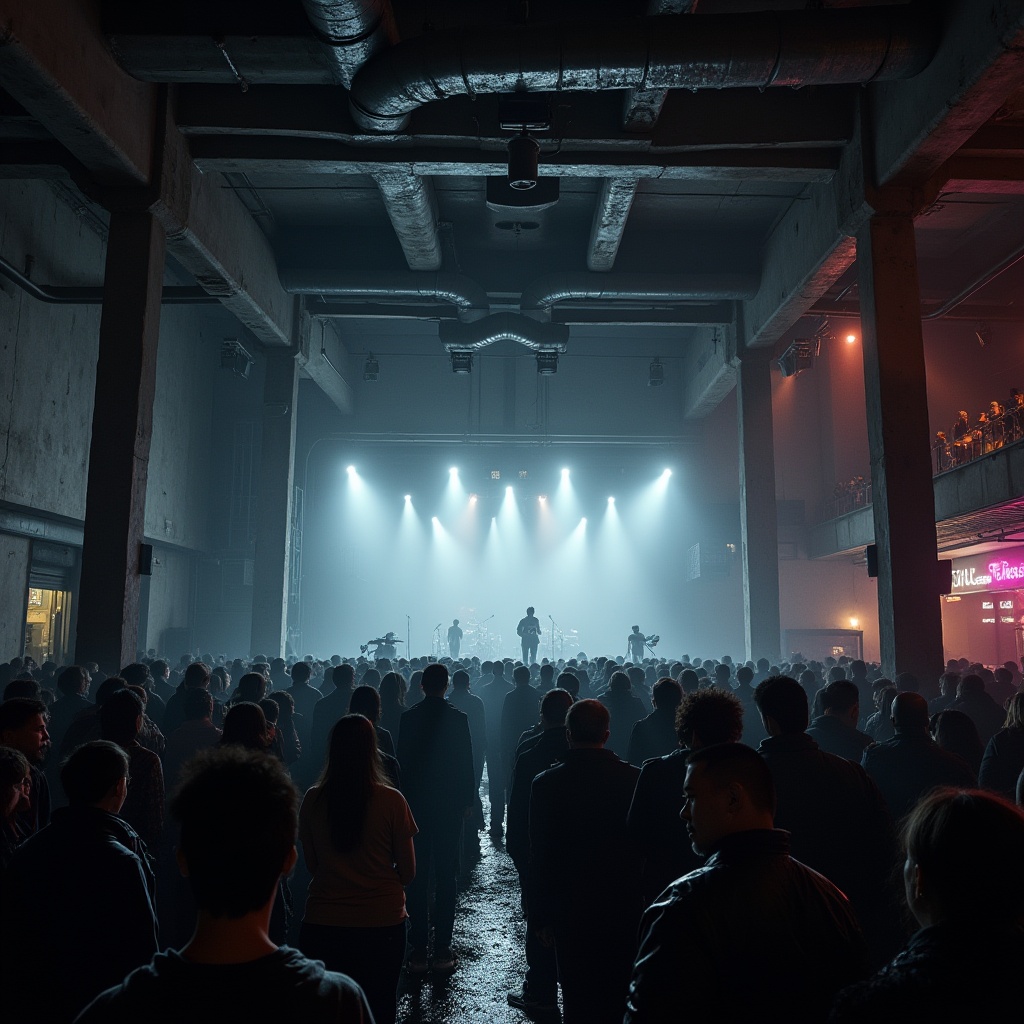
[300,0,398,89]
[349,6,939,131]
[520,272,759,320]
[279,269,489,320]
[440,313,569,353]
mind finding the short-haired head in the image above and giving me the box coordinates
[526,606,535,616]
[556,671,579,697]
[183,662,211,689]
[540,688,574,727]
[332,663,355,690]
[892,691,930,731]
[61,740,129,806]
[820,680,859,715]
[421,662,449,695]
[735,665,754,686]
[171,746,299,918]
[753,676,809,735]
[291,661,311,685]
[565,699,609,746]
[676,689,744,748]
[609,670,631,695]
[452,669,470,689]
[956,674,985,699]
[184,687,214,722]
[57,665,89,697]
[686,742,776,816]
[119,663,150,688]
[349,685,381,722]
[652,677,683,711]
[513,665,531,686]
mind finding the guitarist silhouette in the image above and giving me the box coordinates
[517,606,542,663]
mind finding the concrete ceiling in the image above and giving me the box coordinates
[3,0,1024,415]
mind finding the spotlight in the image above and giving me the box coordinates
[849,617,860,628]
[346,465,356,474]
[661,469,672,479]
[449,466,459,476]
[431,516,439,524]
[506,485,513,496]
[776,337,819,378]
[538,495,546,504]
[507,132,540,190]
[404,494,411,502]
[608,496,615,505]
[648,357,665,387]
[469,494,478,504]
[845,333,857,345]
[363,352,380,381]
[580,517,587,525]
[561,468,570,479]
[450,351,474,374]
[536,351,559,375]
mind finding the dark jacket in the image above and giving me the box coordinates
[626,709,678,767]
[506,725,569,869]
[448,686,487,785]
[861,730,976,819]
[598,690,647,757]
[806,714,874,762]
[979,725,1024,799]
[308,686,351,784]
[759,732,900,965]
[626,747,702,905]
[952,691,1006,746]
[625,830,869,1024]
[830,923,1024,1023]
[479,676,512,771]
[2,806,158,1023]
[501,684,541,783]
[396,695,475,824]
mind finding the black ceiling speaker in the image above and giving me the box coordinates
[507,133,541,190]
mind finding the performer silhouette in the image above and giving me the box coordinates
[627,625,645,662]
[447,619,463,659]
[517,606,541,664]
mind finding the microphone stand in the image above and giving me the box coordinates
[407,614,411,659]
[549,614,558,662]
[432,623,442,659]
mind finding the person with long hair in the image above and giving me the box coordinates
[378,671,406,741]
[219,702,272,752]
[831,788,1024,1020]
[980,690,1024,800]
[299,714,417,1024]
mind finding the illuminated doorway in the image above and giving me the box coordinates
[25,587,71,665]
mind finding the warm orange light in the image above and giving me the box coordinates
[845,333,857,344]
[849,617,859,628]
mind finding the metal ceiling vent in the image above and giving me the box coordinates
[301,0,398,89]
[440,313,569,374]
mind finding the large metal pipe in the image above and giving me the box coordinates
[440,313,569,352]
[301,0,397,90]
[520,271,760,319]
[372,170,442,271]
[278,269,489,319]
[349,6,938,131]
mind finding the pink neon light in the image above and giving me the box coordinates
[988,559,1024,583]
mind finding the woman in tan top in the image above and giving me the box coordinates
[299,714,417,1024]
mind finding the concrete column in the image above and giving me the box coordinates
[249,349,299,658]
[858,213,943,683]
[75,210,166,672]
[737,351,782,663]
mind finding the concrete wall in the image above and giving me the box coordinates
[0,534,30,657]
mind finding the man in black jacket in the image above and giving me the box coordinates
[397,663,476,974]
[626,677,682,766]
[505,688,574,1017]
[3,741,158,1023]
[479,660,512,835]
[501,664,541,789]
[624,743,868,1024]
[529,699,641,1024]
[806,679,873,762]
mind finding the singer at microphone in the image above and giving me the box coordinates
[447,619,463,659]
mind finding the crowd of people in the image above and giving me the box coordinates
[935,389,1024,470]
[1,645,1023,1023]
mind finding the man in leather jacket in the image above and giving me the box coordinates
[624,743,868,1024]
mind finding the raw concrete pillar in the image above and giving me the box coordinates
[737,350,782,663]
[75,210,166,672]
[858,213,943,684]
[249,349,299,659]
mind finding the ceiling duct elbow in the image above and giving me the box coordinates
[278,270,489,320]
[349,6,938,132]
[519,272,760,320]
[440,313,569,353]
[301,0,398,89]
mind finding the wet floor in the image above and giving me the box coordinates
[397,831,535,1023]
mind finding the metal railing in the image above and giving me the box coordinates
[821,481,872,521]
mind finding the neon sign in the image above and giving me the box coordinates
[988,559,1024,583]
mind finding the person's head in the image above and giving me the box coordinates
[290,661,312,686]
[119,663,151,689]
[451,669,470,690]
[0,745,31,822]
[183,662,212,690]
[608,670,631,695]
[1003,691,1024,731]
[491,661,505,680]
[819,680,860,727]
[735,665,754,687]
[267,690,295,724]
[513,664,531,687]
[565,699,609,748]
[556,671,579,698]
[956,674,985,700]
[754,676,808,736]
[938,671,961,698]
[526,606,535,617]
[0,698,50,764]
[675,689,744,749]
[332,663,355,692]
[379,671,406,706]
[421,662,449,696]
[151,659,170,682]
[678,668,700,694]
[682,744,776,856]
[349,685,381,724]
[56,665,90,698]
[60,740,129,811]
[902,788,1024,928]
[713,663,731,687]
[172,746,299,918]
[892,691,930,733]
[540,688,574,729]
[361,667,381,690]
[652,677,683,713]
[99,688,144,746]
[539,663,555,687]
[4,678,41,701]
[453,618,459,626]
[896,671,919,694]
[184,687,215,722]
[930,709,983,769]
[220,702,270,751]
[235,672,268,704]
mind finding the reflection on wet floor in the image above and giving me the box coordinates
[397,832,531,1023]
